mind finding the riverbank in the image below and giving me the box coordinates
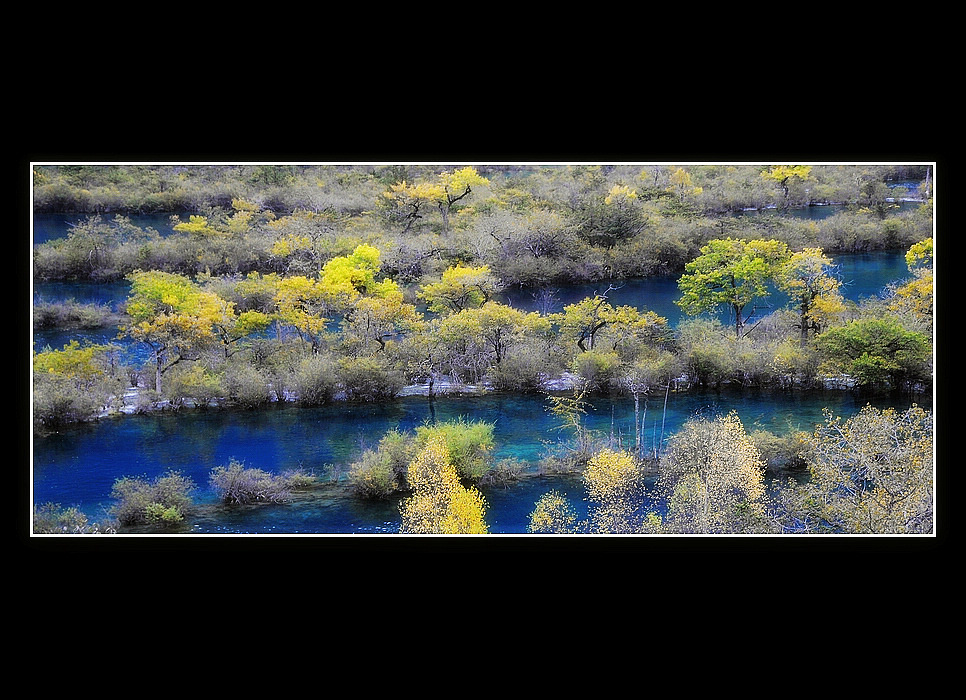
[102,371,586,418]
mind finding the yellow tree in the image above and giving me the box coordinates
[656,412,769,534]
[398,435,489,534]
[273,275,332,353]
[381,167,489,233]
[761,165,812,205]
[889,238,933,331]
[341,281,422,354]
[775,247,845,346]
[583,448,658,533]
[436,167,490,232]
[778,405,933,534]
[122,270,230,392]
[418,264,501,315]
[528,490,581,534]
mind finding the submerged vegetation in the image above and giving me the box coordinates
[31,163,936,535]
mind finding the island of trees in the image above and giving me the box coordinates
[31,163,935,535]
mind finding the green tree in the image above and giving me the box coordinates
[676,238,791,338]
[817,318,931,390]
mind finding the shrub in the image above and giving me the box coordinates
[33,503,117,534]
[223,362,273,408]
[415,418,495,481]
[290,353,338,405]
[337,356,405,401]
[33,299,121,330]
[348,428,418,498]
[110,471,196,527]
[486,345,551,392]
[209,460,293,505]
[163,364,225,408]
[816,318,931,390]
[675,318,736,388]
[33,342,124,429]
[571,350,621,393]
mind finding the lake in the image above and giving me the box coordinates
[31,388,916,535]
[30,213,928,536]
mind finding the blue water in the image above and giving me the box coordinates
[31,389,914,534]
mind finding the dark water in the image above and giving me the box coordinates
[32,212,183,246]
[31,389,917,534]
[32,249,912,346]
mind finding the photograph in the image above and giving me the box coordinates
[27,161,937,540]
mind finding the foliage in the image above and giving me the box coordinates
[816,318,931,390]
[676,238,791,338]
[528,490,581,534]
[398,435,489,534]
[656,412,771,533]
[773,405,933,533]
[110,470,196,527]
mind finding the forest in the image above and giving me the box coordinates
[31,163,936,535]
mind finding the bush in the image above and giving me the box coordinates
[33,503,117,534]
[486,345,552,392]
[110,471,196,527]
[290,353,338,405]
[162,364,225,408]
[675,318,736,388]
[33,299,121,330]
[209,460,295,505]
[33,342,124,429]
[223,362,273,408]
[337,356,405,401]
[348,428,417,498]
[571,350,621,393]
[415,418,495,481]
